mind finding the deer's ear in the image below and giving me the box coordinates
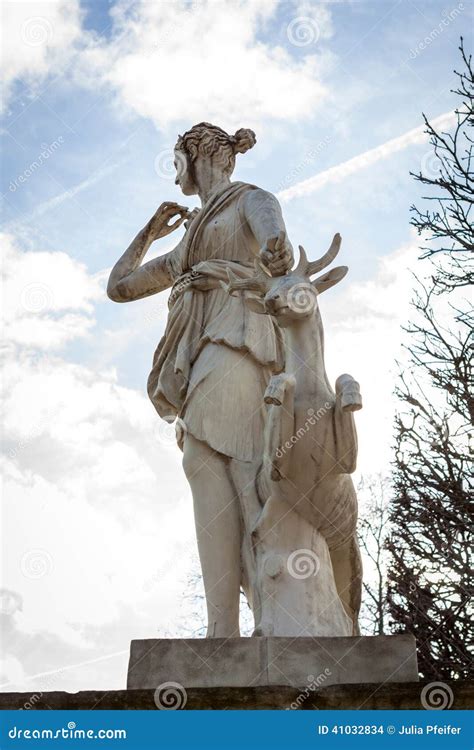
[243,295,267,315]
[311,265,348,294]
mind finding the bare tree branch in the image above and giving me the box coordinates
[387,39,473,681]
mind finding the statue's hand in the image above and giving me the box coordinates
[184,207,200,229]
[259,231,294,277]
[147,201,189,241]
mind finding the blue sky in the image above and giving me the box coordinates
[1,0,471,692]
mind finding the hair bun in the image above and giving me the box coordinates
[232,128,256,154]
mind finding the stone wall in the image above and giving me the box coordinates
[0,682,472,711]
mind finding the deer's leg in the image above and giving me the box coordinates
[263,373,295,481]
[330,533,363,636]
[335,373,362,412]
[333,374,362,474]
[182,433,241,638]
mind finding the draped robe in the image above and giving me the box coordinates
[147,181,284,461]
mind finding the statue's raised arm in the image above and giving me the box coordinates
[107,201,189,303]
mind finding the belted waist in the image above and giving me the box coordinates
[169,270,201,307]
[168,261,247,307]
[148,257,284,421]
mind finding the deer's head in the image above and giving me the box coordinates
[224,233,347,328]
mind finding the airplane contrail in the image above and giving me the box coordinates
[277,110,457,202]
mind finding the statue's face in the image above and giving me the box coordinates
[174,148,197,196]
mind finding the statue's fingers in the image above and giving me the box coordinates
[166,214,187,231]
[271,245,291,262]
[274,230,286,252]
[159,201,180,212]
[270,250,293,272]
[268,256,287,270]
[271,246,286,259]
[163,202,188,216]
[260,249,273,265]
[271,259,287,273]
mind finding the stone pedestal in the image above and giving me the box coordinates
[127,635,418,690]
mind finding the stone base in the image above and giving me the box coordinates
[127,635,418,690]
[1,683,472,710]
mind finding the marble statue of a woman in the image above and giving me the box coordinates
[108,122,362,640]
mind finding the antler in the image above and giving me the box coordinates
[296,233,342,277]
[222,261,272,296]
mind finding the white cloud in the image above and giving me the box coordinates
[2,0,334,128]
[1,0,83,112]
[2,232,105,350]
[278,110,457,201]
[1,231,196,691]
[79,0,332,130]
[322,238,417,474]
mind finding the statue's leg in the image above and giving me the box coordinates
[329,533,363,635]
[182,432,241,638]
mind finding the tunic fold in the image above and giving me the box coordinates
[147,181,284,461]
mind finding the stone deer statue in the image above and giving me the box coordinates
[224,232,363,637]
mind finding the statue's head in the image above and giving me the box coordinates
[173,122,256,195]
